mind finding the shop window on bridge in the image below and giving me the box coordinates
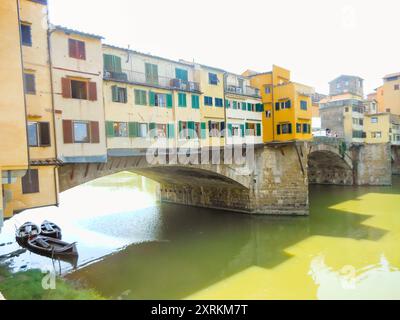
[22,169,39,194]
[69,39,86,60]
[352,130,365,139]
[113,122,128,137]
[300,100,308,110]
[277,123,292,135]
[28,122,50,147]
[371,131,382,139]
[21,23,32,46]
[302,123,311,134]
[112,86,127,103]
[208,121,222,137]
[24,72,36,94]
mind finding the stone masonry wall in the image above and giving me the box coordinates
[353,143,392,185]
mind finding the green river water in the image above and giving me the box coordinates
[1,172,400,300]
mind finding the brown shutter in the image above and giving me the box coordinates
[68,39,77,58]
[78,41,86,60]
[61,78,71,98]
[22,169,39,194]
[88,82,97,101]
[63,120,73,144]
[90,121,100,143]
[39,122,50,146]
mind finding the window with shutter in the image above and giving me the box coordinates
[168,123,175,139]
[178,93,187,107]
[201,123,207,139]
[166,94,173,108]
[106,122,115,137]
[145,63,159,85]
[149,92,156,106]
[256,123,261,137]
[71,80,88,100]
[28,122,38,146]
[62,120,73,143]
[175,68,188,82]
[22,169,39,194]
[69,39,86,60]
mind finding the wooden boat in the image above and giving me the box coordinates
[15,222,40,246]
[26,236,78,259]
[40,220,62,240]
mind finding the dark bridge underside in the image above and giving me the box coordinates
[308,151,354,185]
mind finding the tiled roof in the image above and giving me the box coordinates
[52,25,104,40]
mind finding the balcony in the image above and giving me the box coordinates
[225,85,260,98]
[104,69,201,93]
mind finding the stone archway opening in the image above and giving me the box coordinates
[308,150,354,185]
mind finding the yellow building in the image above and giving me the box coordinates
[1,0,58,219]
[377,73,400,115]
[247,65,313,143]
[0,0,29,221]
[50,26,107,163]
[102,45,204,153]
[365,113,400,145]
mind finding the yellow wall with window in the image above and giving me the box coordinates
[364,113,391,144]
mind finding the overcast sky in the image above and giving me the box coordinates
[48,0,399,95]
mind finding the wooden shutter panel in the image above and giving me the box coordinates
[256,123,262,137]
[90,121,100,143]
[88,82,97,101]
[105,122,115,137]
[149,91,155,106]
[39,122,50,146]
[61,78,71,98]
[62,120,73,144]
[111,86,118,102]
[128,122,139,138]
[68,39,76,58]
[228,124,233,137]
[78,41,86,60]
[166,94,173,108]
[167,123,175,139]
[240,124,245,137]
[22,169,39,194]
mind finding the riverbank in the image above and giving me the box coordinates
[0,266,102,300]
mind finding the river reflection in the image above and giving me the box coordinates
[1,173,400,300]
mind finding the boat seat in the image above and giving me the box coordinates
[36,238,51,249]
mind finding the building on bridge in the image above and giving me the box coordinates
[376,72,400,116]
[1,0,58,221]
[224,72,263,145]
[364,113,400,145]
[246,65,314,143]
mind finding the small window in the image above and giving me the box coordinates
[266,110,271,118]
[24,73,36,94]
[264,86,271,94]
[178,93,187,107]
[69,39,86,60]
[282,123,292,134]
[204,96,213,106]
[28,122,50,147]
[175,68,188,82]
[155,93,167,107]
[300,100,308,110]
[208,73,218,85]
[73,121,90,143]
[208,121,221,137]
[394,84,399,91]
[215,98,223,107]
[71,80,88,100]
[296,123,302,133]
[20,23,32,46]
[113,122,128,137]
[112,86,127,103]
[139,123,148,138]
[22,169,39,194]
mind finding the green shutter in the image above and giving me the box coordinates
[166,94,173,108]
[134,90,140,105]
[175,68,188,82]
[167,123,175,139]
[149,91,156,106]
[145,63,158,85]
[111,86,118,102]
[106,121,115,137]
[192,95,199,109]
[178,93,187,107]
[201,122,207,139]
[104,54,113,71]
[129,122,139,137]
[113,56,122,73]
[240,124,245,137]
[188,121,195,138]
[149,122,156,137]
[242,102,246,111]
[247,103,252,111]
[256,123,261,137]
[228,124,233,137]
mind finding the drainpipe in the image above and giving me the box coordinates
[16,0,31,179]
[271,73,276,142]
[222,72,228,146]
[47,20,60,207]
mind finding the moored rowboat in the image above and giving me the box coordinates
[40,220,62,240]
[26,236,78,259]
